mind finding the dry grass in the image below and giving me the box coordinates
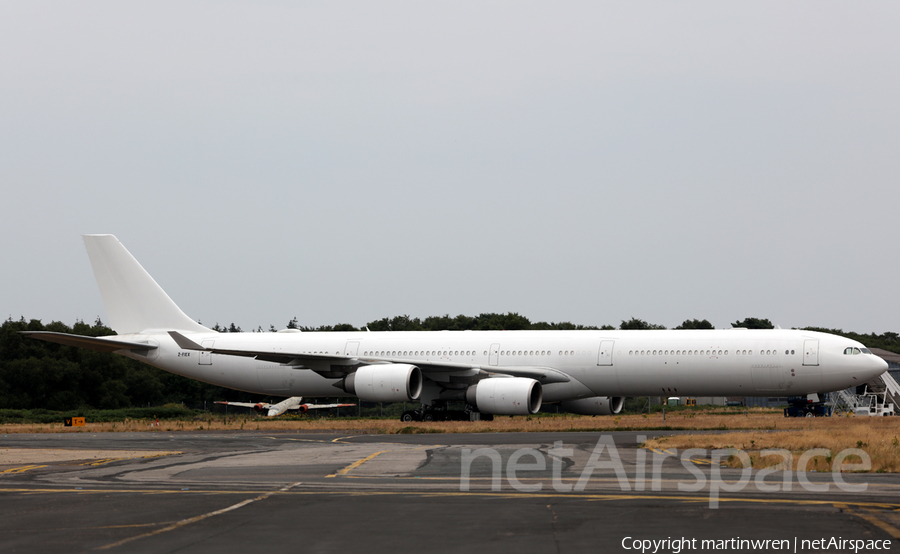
[3,410,899,471]
[644,417,900,473]
[0,408,838,435]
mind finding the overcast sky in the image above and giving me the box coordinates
[2,2,898,334]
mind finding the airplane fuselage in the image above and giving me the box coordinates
[27,235,888,418]
[121,328,886,401]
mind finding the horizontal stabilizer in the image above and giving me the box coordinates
[167,331,348,366]
[167,331,205,350]
[21,332,157,353]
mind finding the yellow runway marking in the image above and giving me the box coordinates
[325,444,434,478]
[835,503,900,538]
[648,448,719,466]
[1,465,47,474]
[326,450,390,478]
[1,485,900,513]
[79,452,180,466]
[264,436,329,443]
[95,481,302,550]
[82,458,127,466]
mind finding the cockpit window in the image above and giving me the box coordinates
[861,347,873,355]
[843,347,862,355]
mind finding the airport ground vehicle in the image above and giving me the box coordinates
[784,395,832,417]
[850,394,895,416]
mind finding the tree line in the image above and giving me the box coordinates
[2,314,897,411]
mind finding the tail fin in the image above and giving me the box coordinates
[82,235,210,335]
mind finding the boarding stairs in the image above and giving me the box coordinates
[828,388,863,415]
[863,371,900,414]
[828,371,900,416]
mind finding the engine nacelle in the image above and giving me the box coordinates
[465,378,542,415]
[252,403,265,413]
[560,396,624,415]
[343,364,423,402]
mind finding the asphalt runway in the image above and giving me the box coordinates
[1,430,899,553]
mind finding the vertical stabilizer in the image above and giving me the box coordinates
[82,235,210,335]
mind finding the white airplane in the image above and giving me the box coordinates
[215,397,355,417]
[24,235,888,421]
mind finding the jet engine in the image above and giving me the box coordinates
[341,364,423,402]
[465,378,542,415]
[560,396,624,415]
[252,403,265,413]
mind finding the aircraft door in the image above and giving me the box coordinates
[803,339,819,366]
[597,340,615,366]
[199,340,214,365]
[344,341,360,356]
[489,343,500,366]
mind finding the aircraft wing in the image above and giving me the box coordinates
[301,403,356,410]
[214,401,271,409]
[22,331,158,353]
[167,332,569,384]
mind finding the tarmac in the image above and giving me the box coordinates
[1,430,899,553]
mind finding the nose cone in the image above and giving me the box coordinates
[867,355,890,380]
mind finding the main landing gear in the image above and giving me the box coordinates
[400,402,493,422]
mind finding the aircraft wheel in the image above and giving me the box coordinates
[423,413,434,422]
[805,412,815,417]
[400,411,415,422]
